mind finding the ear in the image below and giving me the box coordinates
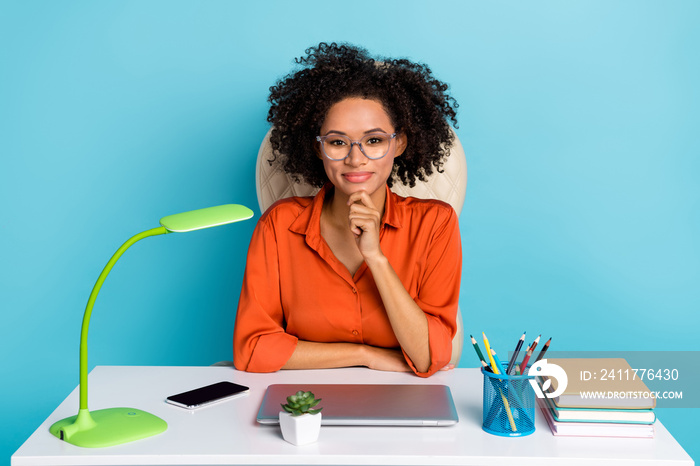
[394,133,408,158]
[314,139,324,160]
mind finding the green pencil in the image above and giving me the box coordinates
[470,334,487,364]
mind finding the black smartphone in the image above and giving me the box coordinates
[166,381,250,409]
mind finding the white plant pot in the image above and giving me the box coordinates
[279,411,322,445]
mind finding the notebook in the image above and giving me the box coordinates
[537,398,655,438]
[541,394,656,424]
[257,384,459,426]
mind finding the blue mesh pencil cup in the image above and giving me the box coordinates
[481,363,536,437]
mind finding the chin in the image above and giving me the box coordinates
[338,181,385,198]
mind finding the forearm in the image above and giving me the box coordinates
[365,255,431,373]
[283,340,412,373]
[282,340,367,370]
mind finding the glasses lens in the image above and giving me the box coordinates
[361,132,392,159]
[321,135,352,161]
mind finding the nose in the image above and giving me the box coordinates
[345,142,367,166]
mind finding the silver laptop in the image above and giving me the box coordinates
[257,384,459,426]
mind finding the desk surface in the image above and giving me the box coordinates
[12,366,694,466]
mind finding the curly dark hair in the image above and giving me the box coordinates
[267,42,459,188]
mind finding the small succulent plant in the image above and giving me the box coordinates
[281,390,323,416]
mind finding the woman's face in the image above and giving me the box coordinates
[318,97,407,200]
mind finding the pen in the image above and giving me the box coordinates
[506,331,526,375]
[534,337,552,363]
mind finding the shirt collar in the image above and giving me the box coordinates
[382,184,402,229]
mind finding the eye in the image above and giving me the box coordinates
[364,133,389,145]
[327,137,348,146]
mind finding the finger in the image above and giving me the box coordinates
[349,216,375,238]
[349,219,363,237]
[348,203,381,222]
[348,211,379,226]
[347,190,376,210]
[348,202,381,228]
[349,213,381,235]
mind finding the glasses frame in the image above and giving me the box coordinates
[316,132,398,161]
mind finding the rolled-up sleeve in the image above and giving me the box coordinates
[404,207,462,377]
[233,217,297,372]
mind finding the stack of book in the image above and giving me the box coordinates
[536,358,656,438]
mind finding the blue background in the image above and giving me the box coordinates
[2,0,698,463]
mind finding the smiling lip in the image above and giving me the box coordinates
[343,172,373,183]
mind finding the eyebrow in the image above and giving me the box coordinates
[323,128,388,136]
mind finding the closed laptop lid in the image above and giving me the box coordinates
[257,384,459,426]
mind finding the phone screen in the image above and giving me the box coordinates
[166,381,249,409]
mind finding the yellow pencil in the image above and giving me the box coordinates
[482,332,499,373]
[500,391,517,432]
[491,349,517,432]
[483,333,517,432]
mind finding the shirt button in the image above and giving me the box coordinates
[352,330,359,336]
[352,288,357,294]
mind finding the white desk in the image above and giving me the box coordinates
[12,366,694,465]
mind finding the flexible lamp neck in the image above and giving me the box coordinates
[78,226,168,410]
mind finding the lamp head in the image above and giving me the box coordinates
[159,204,254,233]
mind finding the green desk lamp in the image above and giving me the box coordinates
[49,204,254,448]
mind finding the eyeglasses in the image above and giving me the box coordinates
[316,132,397,161]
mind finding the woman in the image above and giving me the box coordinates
[233,43,461,377]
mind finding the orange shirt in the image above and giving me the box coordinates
[233,184,462,377]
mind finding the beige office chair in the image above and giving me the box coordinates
[256,128,467,366]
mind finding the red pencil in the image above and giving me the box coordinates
[516,345,530,374]
[518,335,540,374]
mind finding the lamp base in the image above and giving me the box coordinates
[50,407,167,448]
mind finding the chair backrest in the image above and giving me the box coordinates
[255,128,467,366]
